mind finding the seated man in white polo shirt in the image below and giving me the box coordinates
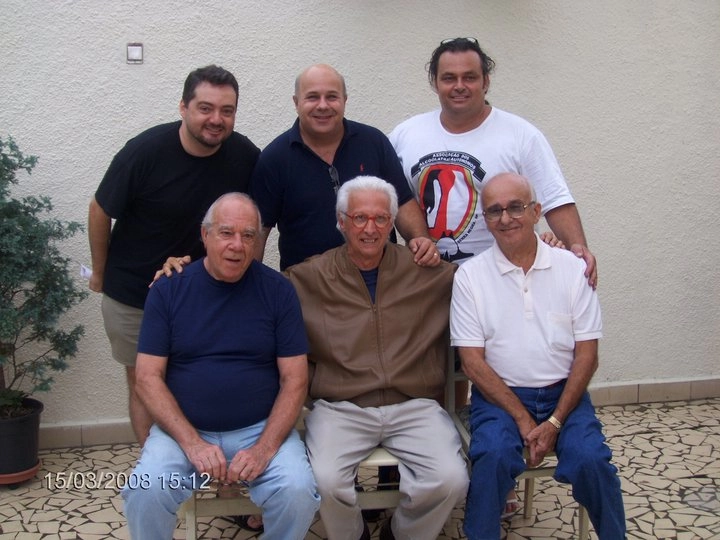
[450,172,625,540]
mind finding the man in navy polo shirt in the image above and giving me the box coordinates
[249,64,442,270]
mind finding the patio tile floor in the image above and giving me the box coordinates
[1,398,718,539]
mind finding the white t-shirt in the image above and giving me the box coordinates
[389,108,575,264]
[450,235,602,387]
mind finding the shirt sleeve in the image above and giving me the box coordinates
[517,125,575,214]
[450,266,487,347]
[378,131,414,206]
[249,152,282,229]
[94,144,137,219]
[136,280,171,357]
[274,278,309,357]
[570,264,603,341]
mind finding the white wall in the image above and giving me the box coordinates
[2,0,719,426]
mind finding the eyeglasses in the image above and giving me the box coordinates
[341,212,392,228]
[440,37,479,46]
[328,166,340,195]
[482,201,535,221]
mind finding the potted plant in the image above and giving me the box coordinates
[0,136,87,485]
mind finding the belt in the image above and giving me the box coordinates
[543,379,567,389]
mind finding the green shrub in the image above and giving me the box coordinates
[0,136,87,417]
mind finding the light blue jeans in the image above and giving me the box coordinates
[463,383,625,540]
[122,420,320,540]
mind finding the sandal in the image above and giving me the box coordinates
[233,514,264,533]
[501,497,520,520]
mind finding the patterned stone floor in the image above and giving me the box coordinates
[1,398,719,539]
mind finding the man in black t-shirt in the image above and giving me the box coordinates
[88,65,260,446]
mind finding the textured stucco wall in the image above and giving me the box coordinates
[2,0,718,426]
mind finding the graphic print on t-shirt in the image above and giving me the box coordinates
[410,151,485,263]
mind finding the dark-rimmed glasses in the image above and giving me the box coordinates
[482,201,535,222]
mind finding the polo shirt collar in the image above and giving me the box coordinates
[491,232,551,275]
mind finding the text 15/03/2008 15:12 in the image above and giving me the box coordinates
[43,471,212,491]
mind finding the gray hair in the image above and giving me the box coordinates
[336,176,399,219]
[202,192,261,231]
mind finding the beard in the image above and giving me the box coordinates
[188,123,228,148]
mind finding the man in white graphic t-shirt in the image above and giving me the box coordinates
[390,37,597,287]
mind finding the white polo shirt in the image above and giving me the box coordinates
[450,234,602,388]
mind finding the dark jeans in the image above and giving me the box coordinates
[463,382,626,540]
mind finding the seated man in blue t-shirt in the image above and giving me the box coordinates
[122,193,319,540]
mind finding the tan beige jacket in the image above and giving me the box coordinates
[285,243,456,407]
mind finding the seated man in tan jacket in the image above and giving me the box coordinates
[285,176,469,540]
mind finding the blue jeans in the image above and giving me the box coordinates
[463,383,625,540]
[122,421,320,540]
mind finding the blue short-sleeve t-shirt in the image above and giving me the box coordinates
[138,259,308,432]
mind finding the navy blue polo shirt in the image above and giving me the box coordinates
[250,118,413,270]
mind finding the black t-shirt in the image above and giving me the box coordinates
[95,121,260,308]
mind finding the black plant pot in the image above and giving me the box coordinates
[0,397,44,484]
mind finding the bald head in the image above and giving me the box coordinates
[202,192,261,232]
[294,64,347,98]
[481,173,536,209]
[293,64,348,143]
